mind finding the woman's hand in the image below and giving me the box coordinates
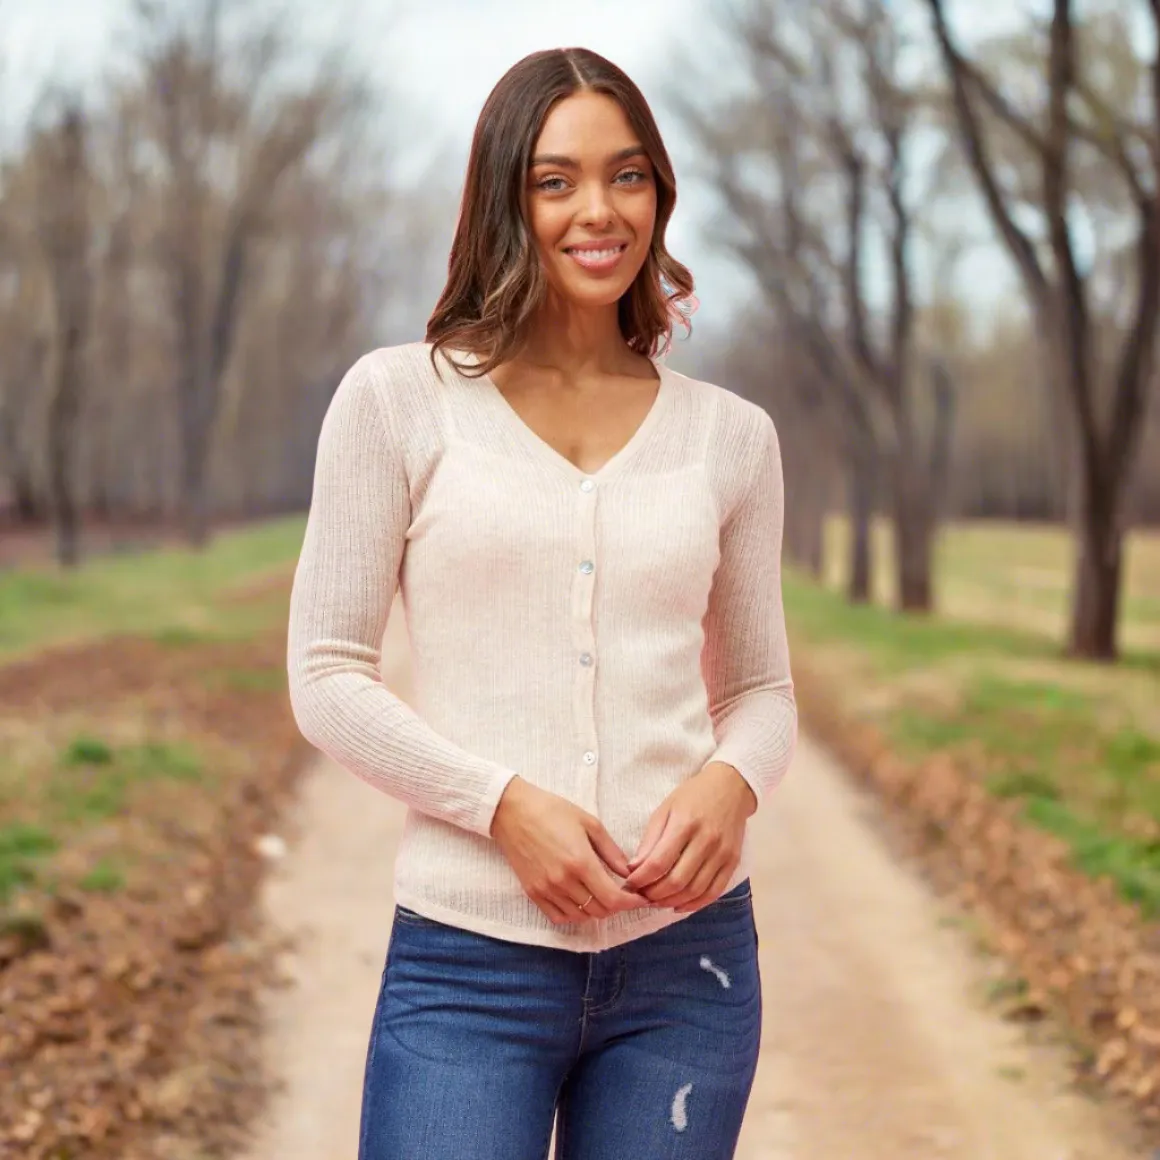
[490,777,648,925]
[622,762,757,913]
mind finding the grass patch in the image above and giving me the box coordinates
[0,515,305,661]
[78,857,125,894]
[784,571,1054,675]
[822,517,1160,652]
[880,670,1160,912]
[0,822,58,902]
[153,625,220,648]
[1021,796,1160,914]
[62,736,115,766]
[0,638,291,918]
[47,737,206,823]
[790,521,1160,918]
[1105,729,1160,779]
[965,674,1092,716]
[987,771,1061,801]
[202,666,287,693]
[985,975,1029,1004]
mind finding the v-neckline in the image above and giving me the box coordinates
[471,357,672,482]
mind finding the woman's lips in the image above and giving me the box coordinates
[564,243,628,274]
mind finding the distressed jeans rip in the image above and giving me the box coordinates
[699,955,731,989]
[670,1082,694,1132]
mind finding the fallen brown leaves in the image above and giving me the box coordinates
[0,627,313,1160]
[794,662,1160,1133]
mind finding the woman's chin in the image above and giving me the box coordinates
[552,280,635,312]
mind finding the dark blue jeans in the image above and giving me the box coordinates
[358,880,762,1159]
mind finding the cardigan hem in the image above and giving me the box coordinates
[391,861,750,954]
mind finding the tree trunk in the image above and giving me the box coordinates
[1068,460,1122,660]
[927,357,957,520]
[1,337,50,527]
[47,322,84,569]
[172,241,216,549]
[779,436,824,578]
[11,472,42,524]
[179,389,214,549]
[41,110,91,570]
[893,457,934,612]
[803,491,825,580]
[847,441,874,604]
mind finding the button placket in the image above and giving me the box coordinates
[571,477,600,806]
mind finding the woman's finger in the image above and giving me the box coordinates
[674,863,736,914]
[624,818,690,891]
[584,817,633,879]
[535,893,574,925]
[578,856,649,918]
[628,803,671,871]
[659,851,723,911]
[560,878,612,921]
[643,834,713,904]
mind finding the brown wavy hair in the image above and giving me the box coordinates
[426,47,695,378]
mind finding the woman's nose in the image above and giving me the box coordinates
[576,182,616,229]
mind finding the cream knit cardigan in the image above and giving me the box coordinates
[287,342,796,952]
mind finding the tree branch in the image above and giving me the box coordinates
[1151,0,1160,191]
[840,145,881,390]
[925,0,1048,300]
[1071,79,1149,206]
[1043,0,1097,463]
[862,16,914,407]
[1108,206,1160,471]
[959,56,1048,157]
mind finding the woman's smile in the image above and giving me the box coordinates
[564,241,630,274]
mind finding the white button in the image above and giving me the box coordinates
[583,751,597,765]
[579,652,593,667]
[580,479,595,493]
[578,560,594,575]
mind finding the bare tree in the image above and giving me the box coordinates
[0,2,496,552]
[86,103,142,521]
[133,0,370,545]
[0,207,50,526]
[677,0,954,610]
[926,0,1159,658]
[31,103,93,567]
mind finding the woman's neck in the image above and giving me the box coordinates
[515,301,644,380]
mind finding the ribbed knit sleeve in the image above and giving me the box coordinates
[702,407,798,805]
[286,355,518,837]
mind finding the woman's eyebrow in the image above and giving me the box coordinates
[529,145,648,168]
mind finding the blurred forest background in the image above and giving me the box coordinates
[3,4,1160,1153]
[0,0,1156,665]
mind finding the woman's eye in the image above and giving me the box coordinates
[534,169,649,193]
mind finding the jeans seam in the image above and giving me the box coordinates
[541,1073,569,1160]
[554,1080,571,1160]
[577,953,594,1051]
[584,954,626,1017]
[357,952,395,1160]
[357,1016,383,1159]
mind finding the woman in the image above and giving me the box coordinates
[287,46,796,1160]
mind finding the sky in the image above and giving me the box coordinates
[0,0,1090,357]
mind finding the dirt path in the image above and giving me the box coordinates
[237,611,1145,1160]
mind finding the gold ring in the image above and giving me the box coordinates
[579,893,594,913]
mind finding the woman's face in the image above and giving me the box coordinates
[525,90,657,313]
